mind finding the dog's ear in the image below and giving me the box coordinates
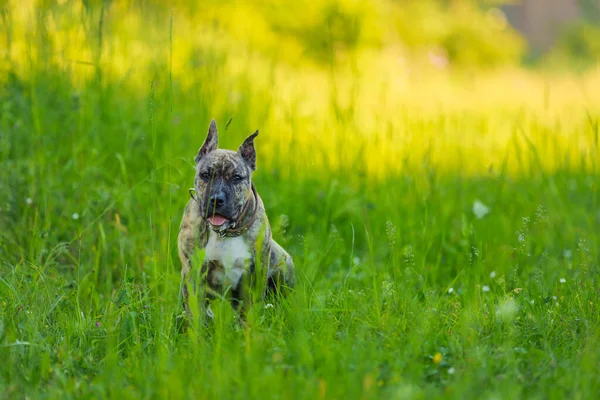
[238,130,258,170]
[195,119,218,163]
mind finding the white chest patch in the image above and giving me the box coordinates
[204,231,252,289]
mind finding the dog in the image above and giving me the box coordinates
[177,119,294,320]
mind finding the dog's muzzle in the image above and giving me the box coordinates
[188,185,258,237]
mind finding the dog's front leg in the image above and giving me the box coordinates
[230,284,247,323]
[178,199,202,313]
[180,262,212,320]
[228,258,257,324]
[181,262,216,323]
[262,241,295,302]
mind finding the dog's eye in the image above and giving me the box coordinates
[200,172,211,181]
[232,175,244,183]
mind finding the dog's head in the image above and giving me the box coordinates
[193,119,258,232]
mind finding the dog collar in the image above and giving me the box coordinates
[190,184,259,238]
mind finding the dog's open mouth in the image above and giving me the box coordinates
[207,214,230,228]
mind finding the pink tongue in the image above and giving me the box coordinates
[208,215,228,226]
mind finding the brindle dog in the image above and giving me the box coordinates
[178,119,294,319]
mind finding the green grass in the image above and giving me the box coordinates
[1,2,599,399]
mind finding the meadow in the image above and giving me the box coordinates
[0,1,599,399]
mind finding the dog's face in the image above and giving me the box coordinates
[193,120,258,231]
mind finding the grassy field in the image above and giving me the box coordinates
[1,1,599,399]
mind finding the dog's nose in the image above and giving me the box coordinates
[209,192,226,208]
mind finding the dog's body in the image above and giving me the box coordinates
[177,119,294,318]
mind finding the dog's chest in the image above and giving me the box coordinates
[204,232,252,288]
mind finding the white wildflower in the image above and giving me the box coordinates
[535,205,548,221]
[264,303,274,309]
[448,287,454,294]
[448,367,455,375]
[382,280,394,294]
[403,245,415,265]
[26,197,32,205]
[497,298,517,323]
[472,200,490,219]
[278,214,289,231]
[490,271,496,279]
[428,48,449,69]
[72,213,80,220]
[578,239,589,252]
[386,221,397,246]
[559,278,566,284]
[482,285,490,293]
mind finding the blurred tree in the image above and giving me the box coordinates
[267,2,363,64]
[536,0,600,69]
[579,0,600,23]
[392,0,525,67]
[67,0,528,69]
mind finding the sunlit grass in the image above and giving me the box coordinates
[3,0,599,179]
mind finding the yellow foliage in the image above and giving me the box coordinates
[1,0,598,179]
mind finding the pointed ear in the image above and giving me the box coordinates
[238,130,258,170]
[195,119,218,163]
